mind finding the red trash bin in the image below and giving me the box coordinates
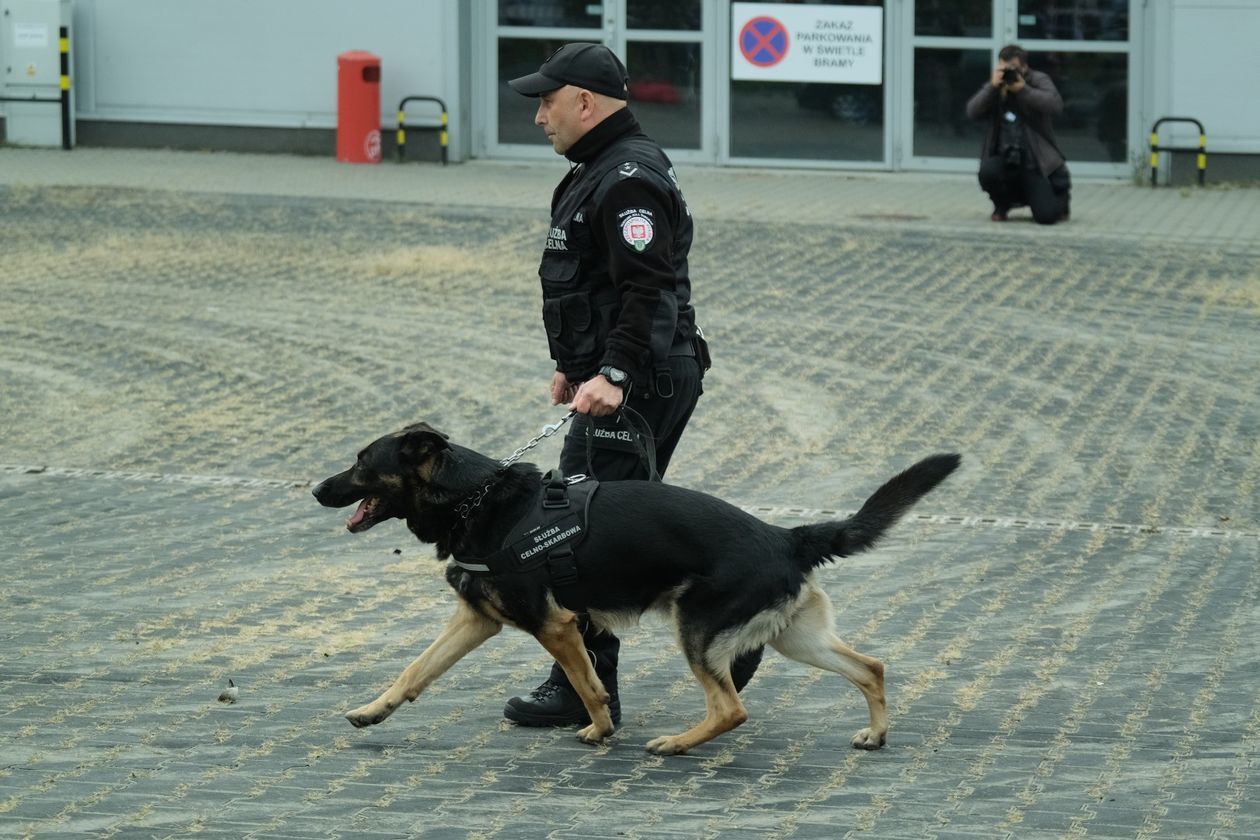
[337,51,382,163]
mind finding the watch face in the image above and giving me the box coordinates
[602,367,626,384]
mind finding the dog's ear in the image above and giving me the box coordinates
[398,424,450,460]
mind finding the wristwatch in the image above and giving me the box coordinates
[598,365,630,387]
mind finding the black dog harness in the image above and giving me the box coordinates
[451,470,598,610]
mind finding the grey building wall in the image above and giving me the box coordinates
[0,0,468,159]
[2,0,1256,176]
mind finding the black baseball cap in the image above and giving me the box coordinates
[508,43,629,100]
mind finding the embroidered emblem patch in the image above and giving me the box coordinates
[620,213,654,252]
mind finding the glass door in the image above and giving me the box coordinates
[901,0,1134,174]
[487,1,708,161]
[1012,0,1131,170]
[724,0,890,168]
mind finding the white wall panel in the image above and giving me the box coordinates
[67,0,459,131]
[1167,0,1260,151]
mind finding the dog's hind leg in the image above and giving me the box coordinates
[644,660,748,756]
[345,599,501,728]
[533,610,616,744]
[770,585,888,750]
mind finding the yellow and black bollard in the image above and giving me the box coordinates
[1149,117,1206,187]
[60,25,72,150]
[396,96,448,165]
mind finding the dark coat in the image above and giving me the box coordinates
[545,109,695,386]
[965,69,1066,178]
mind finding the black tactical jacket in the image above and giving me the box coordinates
[539,108,696,389]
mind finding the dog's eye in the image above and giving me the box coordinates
[354,459,376,479]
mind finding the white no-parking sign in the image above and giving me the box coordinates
[732,3,883,85]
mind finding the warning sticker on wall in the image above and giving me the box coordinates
[14,22,50,49]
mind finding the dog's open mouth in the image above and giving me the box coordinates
[346,497,391,533]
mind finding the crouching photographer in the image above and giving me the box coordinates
[966,45,1071,225]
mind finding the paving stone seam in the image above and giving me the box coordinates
[847,298,1195,835]
[998,345,1248,833]
[992,329,1229,836]
[4,466,1255,541]
[1134,540,1258,840]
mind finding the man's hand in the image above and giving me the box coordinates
[994,62,1027,93]
[571,375,624,417]
[550,371,578,406]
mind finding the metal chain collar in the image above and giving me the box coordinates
[454,410,579,520]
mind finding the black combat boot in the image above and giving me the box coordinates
[503,673,621,727]
[504,617,621,727]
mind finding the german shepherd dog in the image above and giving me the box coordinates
[314,422,959,755]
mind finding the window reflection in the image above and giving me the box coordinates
[498,38,565,146]
[627,0,701,31]
[913,48,990,158]
[915,0,992,37]
[498,1,600,28]
[731,81,884,161]
[1017,0,1129,41]
[627,41,701,149]
[1029,51,1127,162]
[914,47,1128,163]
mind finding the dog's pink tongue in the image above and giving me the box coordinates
[346,499,371,531]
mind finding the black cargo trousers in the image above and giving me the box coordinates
[549,353,764,692]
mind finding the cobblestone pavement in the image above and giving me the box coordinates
[1,173,1259,839]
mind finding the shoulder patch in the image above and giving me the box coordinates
[616,207,655,252]
[617,162,642,179]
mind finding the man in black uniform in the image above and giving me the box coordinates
[503,43,762,727]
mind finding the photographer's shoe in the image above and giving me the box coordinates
[990,209,1009,222]
[504,679,621,727]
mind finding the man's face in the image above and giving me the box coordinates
[535,86,585,155]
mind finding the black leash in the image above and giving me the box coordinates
[583,402,660,482]
[455,400,659,526]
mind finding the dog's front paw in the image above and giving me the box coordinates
[850,728,887,750]
[576,722,613,744]
[345,702,393,728]
[645,735,688,756]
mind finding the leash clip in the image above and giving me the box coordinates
[498,409,578,469]
[541,413,573,437]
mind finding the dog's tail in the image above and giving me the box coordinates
[792,453,961,571]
